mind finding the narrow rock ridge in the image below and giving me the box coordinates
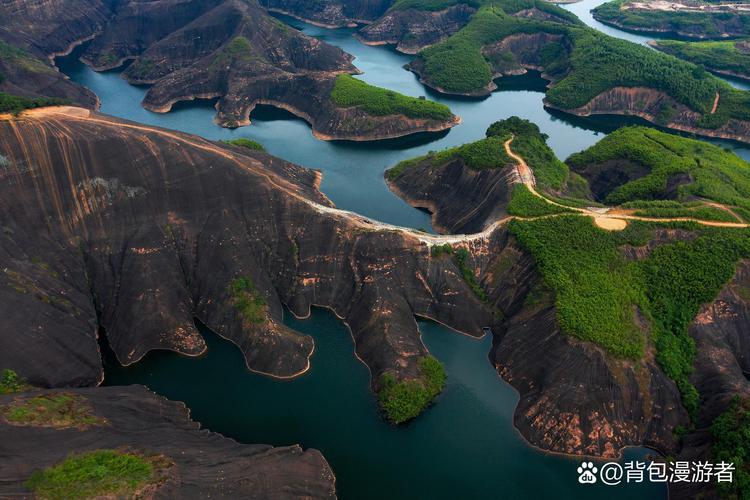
[357,5,476,54]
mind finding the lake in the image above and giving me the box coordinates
[55,1,747,497]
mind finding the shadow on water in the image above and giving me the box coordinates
[100,309,667,500]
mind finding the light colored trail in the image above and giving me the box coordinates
[502,136,748,230]
[7,108,747,249]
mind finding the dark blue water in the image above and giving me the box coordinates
[55,4,750,498]
[102,312,665,499]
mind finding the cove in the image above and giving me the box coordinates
[52,4,749,498]
[101,310,666,499]
[55,14,750,235]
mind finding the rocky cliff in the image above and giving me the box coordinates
[0,106,492,394]
[0,385,336,498]
[0,0,114,106]
[387,155,516,234]
[358,5,476,54]
[265,0,394,27]
[551,86,750,146]
[73,0,456,139]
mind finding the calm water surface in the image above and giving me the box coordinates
[103,313,664,499]
[56,5,750,498]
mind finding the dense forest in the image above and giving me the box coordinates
[413,2,750,130]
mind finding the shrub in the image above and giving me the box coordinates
[222,138,265,151]
[378,356,446,423]
[0,369,25,394]
[230,277,267,325]
[0,93,69,115]
[507,184,573,217]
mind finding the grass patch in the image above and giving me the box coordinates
[222,138,265,151]
[378,356,446,423]
[331,74,453,121]
[385,135,510,180]
[25,449,169,499]
[509,216,750,418]
[507,184,573,217]
[230,277,267,325]
[1,393,106,429]
[710,396,750,498]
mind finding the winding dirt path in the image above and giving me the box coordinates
[7,108,748,249]
[502,135,748,230]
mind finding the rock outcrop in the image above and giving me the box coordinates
[387,156,516,234]
[0,106,492,394]
[550,86,750,146]
[0,0,113,106]
[358,5,476,54]
[72,0,456,139]
[483,244,690,458]
[0,385,336,498]
[265,0,394,27]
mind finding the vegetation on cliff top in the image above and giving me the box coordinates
[222,138,265,151]
[0,93,70,115]
[378,356,446,423]
[1,393,106,428]
[230,277,267,325]
[386,117,566,191]
[593,0,750,39]
[710,396,750,498]
[25,449,170,499]
[566,126,750,218]
[331,74,453,121]
[509,216,750,417]
[488,116,569,191]
[414,4,750,129]
[390,0,481,10]
[652,39,750,81]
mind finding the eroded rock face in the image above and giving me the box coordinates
[552,86,750,145]
[475,237,689,458]
[0,385,336,499]
[670,260,750,499]
[358,5,476,54]
[71,0,457,139]
[265,0,394,27]
[387,157,516,234]
[0,107,492,392]
[0,0,113,106]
